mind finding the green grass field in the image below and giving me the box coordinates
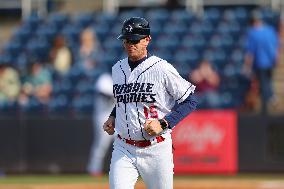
[1,174,284,189]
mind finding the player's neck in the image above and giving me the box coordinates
[128,50,148,62]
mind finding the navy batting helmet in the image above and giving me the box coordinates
[117,17,150,40]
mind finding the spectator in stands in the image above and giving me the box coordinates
[19,61,52,106]
[78,27,101,72]
[243,10,280,114]
[189,59,221,108]
[0,62,21,104]
[87,72,114,177]
[49,34,72,75]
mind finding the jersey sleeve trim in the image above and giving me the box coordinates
[176,84,196,104]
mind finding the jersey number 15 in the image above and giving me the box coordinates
[144,105,158,119]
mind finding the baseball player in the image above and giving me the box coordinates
[87,73,114,176]
[103,17,198,189]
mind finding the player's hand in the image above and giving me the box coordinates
[103,116,115,135]
[144,119,163,136]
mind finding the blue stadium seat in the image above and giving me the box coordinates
[15,52,29,71]
[12,24,33,44]
[189,20,214,39]
[208,34,222,49]
[222,9,236,22]
[71,93,94,114]
[220,34,234,53]
[48,94,70,114]
[174,48,200,70]
[61,24,82,44]
[181,34,206,52]
[235,34,246,49]
[94,12,117,26]
[25,37,50,61]
[202,48,227,71]
[145,8,170,23]
[0,100,18,115]
[74,79,94,95]
[152,48,173,63]
[108,23,122,39]
[0,54,13,65]
[93,22,110,42]
[229,48,245,66]
[3,39,23,57]
[118,9,144,23]
[52,78,73,97]
[216,21,241,38]
[163,21,187,37]
[24,13,43,30]
[234,7,249,25]
[67,65,86,84]
[47,12,69,30]
[147,20,163,39]
[74,12,94,28]
[102,36,123,53]
[170,9,196,26]
[36,23,58,41]
[154,34,179,52]
[20,96,47,114]
[261,8,280,29]
[203,7,221,25]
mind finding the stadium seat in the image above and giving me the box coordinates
[20,96,47,114]
[181,34,206,52]
[94,12,117,26]
[71,93,94,114]
[145,8,170,23]
[15,53,29,71]
[0,100,18,115]
[25,37,50,61]
[36,23,58,41]
[48,94,70,114]
[222,9,236,22]
[203,7,221,25]
[24,13,43,31]
[234,7,249,25]
[154,34,179,52]
[12,25,33,44]
[3,39,23,57]
[163,21,187,37]
[93,22,110,42]
[47,12,69,30]
[74,12,94,28]
[61,24,82,45]
[118,9,144,23]
[170,9,196,27]
[174,48,200,70]
[152,48,174,63]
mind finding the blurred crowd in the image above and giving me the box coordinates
[0,6,281,115]
[0,25,105,114]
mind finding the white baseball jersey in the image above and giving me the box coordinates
[112,55,196,141]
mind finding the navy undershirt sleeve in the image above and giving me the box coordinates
[110,106,116,117]
[164,94,198,129]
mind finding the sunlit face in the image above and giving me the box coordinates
[123,36,151,61]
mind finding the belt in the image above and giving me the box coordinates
[117,134,165,147]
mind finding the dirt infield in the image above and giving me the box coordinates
[1,179,284,189]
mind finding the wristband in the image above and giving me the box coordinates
[159,119,168,130]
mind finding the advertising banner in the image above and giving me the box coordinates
[172,110,238,174]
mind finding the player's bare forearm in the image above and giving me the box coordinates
[144,119,163,136]
[103,116,115,135]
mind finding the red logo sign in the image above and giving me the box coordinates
[172,110,238,174]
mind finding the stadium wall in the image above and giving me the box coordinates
[0,113,284,174]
